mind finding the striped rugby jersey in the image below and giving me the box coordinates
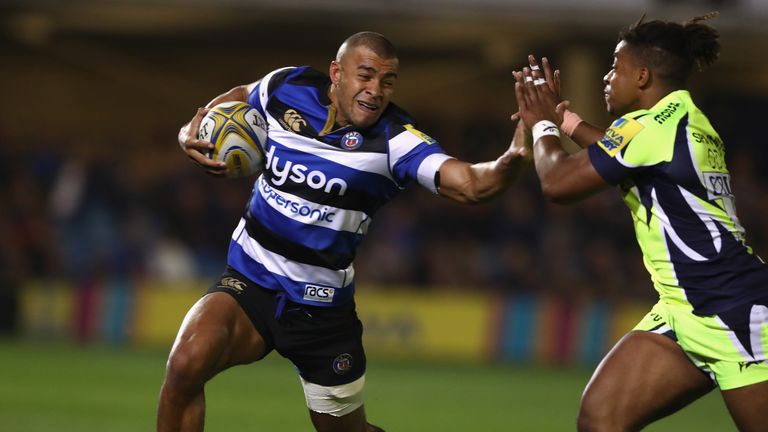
[227,66,452,307]
[588,90,768,315]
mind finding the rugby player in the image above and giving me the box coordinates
[514,13,768,432]
[158,31,531,432]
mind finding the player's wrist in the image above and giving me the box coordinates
[561,110,583,138]
[532,120,560,144]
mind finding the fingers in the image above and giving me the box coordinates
[512,70,529,113]
[541,58,559,96]
[527,55,546,87]
[184,137,214,154]
[521,67,538,99]
[527,55,562,97]
[190,107,209,130]
[180,107,227,172]
[186,147,222,169]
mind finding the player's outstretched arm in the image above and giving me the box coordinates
[437,119,531,204]
[178,84,254,177]
[563,112,607,149]
[514,58,610,204]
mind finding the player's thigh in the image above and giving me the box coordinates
[309,404,368,432]
[722,379,768,432]
[168,291,267,380]
[580,330,713,430]
[715,300,768,432]
[276,300,368,430]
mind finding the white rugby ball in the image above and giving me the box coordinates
[198,101,267,178]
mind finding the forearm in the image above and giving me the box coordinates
[561,110,605,149]
[466,159,521,203]
[439,154,526,204]
[204,85,251,108]
[569,121,605,148]
[439,122,530,204]
[532,134,608,204]
[533,135,570,190]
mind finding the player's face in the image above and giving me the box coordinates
[330,46,398,129]
[603,41,641,116]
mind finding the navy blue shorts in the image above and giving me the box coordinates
[208,266,366,386]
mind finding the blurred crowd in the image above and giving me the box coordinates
[3,100,768,311]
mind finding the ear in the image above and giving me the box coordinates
[329,61,341,86]
[637,67,651,89]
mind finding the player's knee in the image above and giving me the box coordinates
[576,408,599,432]
[302,375,365,418]
[164,342,215,391]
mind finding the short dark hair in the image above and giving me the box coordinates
[619,12,720,86]
[337,31,398,61]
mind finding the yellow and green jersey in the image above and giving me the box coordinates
[588,90,768,315]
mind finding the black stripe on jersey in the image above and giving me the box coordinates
[266,68,296,97]
[268,98,321,139]
[669,221,768,315]
[328,127,390,153]
[671,114,711,202]
[261,175,387,215]
[244,210,354,271]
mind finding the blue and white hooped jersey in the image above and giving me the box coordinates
[227,66,452,307]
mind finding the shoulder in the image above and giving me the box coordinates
[377,103,433,140]
[596,92,692,159]
[595,114,649,157]
[378,102,415,127]
[267,66,329,93]
[645,90,693,128]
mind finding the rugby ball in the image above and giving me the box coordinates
[198,101,267,178]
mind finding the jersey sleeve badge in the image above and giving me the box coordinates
[598,117,644,157]
[404,124,437,145]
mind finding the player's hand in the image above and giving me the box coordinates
[513,62,568,131]
[502,116,532,166]
[178,107,227,177]
[527,55,561,99]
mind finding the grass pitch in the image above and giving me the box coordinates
[0,339,734,431]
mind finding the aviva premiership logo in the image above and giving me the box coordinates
[598,117,644,157]
[218,277,246,294]
[404,124,437,145]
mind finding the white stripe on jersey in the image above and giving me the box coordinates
[269,127,395,180]
[390,128,453,193]
[678,186,722,253]
[258,66,295,109]
[418,153,454,194]
[257,176,371,234]
[650,324,673,335]
[389,128,424,164]
[715,315,754,360]
[232,218,354,288]
[652,188,707,261]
